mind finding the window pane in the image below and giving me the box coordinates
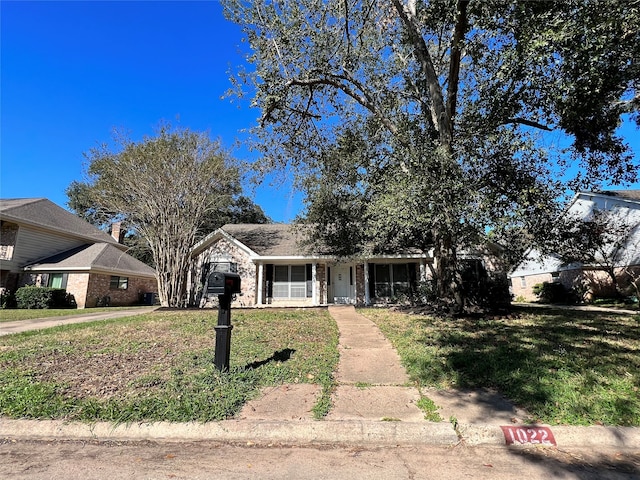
[375,284,392,298]
[393,264,408,282]
[273,284,289,298]
[290,285,307,298]
[274,266,288,282]
[50,273,63,288]
[291,265,306,282]
[375,264,390,282]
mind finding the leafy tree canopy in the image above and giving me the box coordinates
[223,0,638,312]
[68,124,268,307]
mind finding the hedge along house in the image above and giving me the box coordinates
[0,198,157,308]
[189,224,503,308]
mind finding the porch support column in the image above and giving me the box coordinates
[312,262,318,305]
[364,261,371,305]
[257,262,264,305]
[420,259,427,282]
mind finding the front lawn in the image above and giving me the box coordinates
[0,308,339,422]
[360,307,640,426]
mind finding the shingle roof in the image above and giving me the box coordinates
[598,190,640,202]
[220,224,313,256]
[24,243,156,277]
[0,198,121,247]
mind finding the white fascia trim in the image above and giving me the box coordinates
[250,254,430,263]
[23,266,157,279]
[24,266,92,272]
[250,255,331,262]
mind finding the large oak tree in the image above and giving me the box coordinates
[223,0,638,312]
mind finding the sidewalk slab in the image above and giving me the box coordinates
[327,385,424,422]
[424,388,531,425]
[239,384,321,421]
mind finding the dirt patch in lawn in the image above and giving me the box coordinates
[2,319,214,400]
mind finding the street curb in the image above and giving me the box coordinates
[458,424,640,449]
[0,419,458,446]
[3,419,638,449]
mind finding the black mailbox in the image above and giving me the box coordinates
[207,272,241,296]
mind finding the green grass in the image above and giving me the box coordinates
[359,307,640,426]
[0,306,151,322]
[0,308,339,423]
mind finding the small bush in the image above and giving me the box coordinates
[15,286,71,309]
[1,290,17,309]
[532,282,573,304]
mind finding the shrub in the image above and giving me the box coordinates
[532,282,572,304]
[1,290,17,309]
[15,286,71,309]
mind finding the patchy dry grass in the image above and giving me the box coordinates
[360,306,640,426]
[0,308,339,423]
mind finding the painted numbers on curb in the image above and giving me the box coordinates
[500,426,556,446]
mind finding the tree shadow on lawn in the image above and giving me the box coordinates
[243,348,296,370]
[411,309,640,425]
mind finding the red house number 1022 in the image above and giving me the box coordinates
[500,426,557,446]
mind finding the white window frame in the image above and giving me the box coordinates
[273,265,307,299]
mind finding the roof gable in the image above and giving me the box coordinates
[0,198,121,247]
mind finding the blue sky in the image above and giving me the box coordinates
[1,1,639,224]
[1,0,304,222]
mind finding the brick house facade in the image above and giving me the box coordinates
[1,198,157,309]
[189,224,504,308]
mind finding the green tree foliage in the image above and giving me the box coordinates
[75,124,265,308]
[552,208,639,298]
[223,0,639,313]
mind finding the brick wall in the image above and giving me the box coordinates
[191,238,257,308]
[85,273,157,308]
[66,273,90,308]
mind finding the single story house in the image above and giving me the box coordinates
[189,223,503,308]
[510,190,640,301]
[1,198,157,308]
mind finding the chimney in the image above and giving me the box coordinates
[110,222,123,243]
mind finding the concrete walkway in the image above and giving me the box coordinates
[241,305,529,426]
[0,307,159,336]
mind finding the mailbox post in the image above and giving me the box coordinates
[207,272,241,372]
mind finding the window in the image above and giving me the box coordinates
[209,261,237,273]
[48,273,67,289]
[520,277,526,288]
[110,276,128,290]
[273,265,310,299]
[371,263,414,298]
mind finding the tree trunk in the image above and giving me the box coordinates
[433,229,465,314]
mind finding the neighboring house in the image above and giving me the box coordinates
[510,191,640,301]
[189,223,503,308]
[0,198,157,308]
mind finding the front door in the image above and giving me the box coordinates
[332,264,353,304]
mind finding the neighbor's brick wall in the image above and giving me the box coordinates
[85,273,157,308]
[510,273,553,301]
[191,238,256,308]
[66,273,90,309]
